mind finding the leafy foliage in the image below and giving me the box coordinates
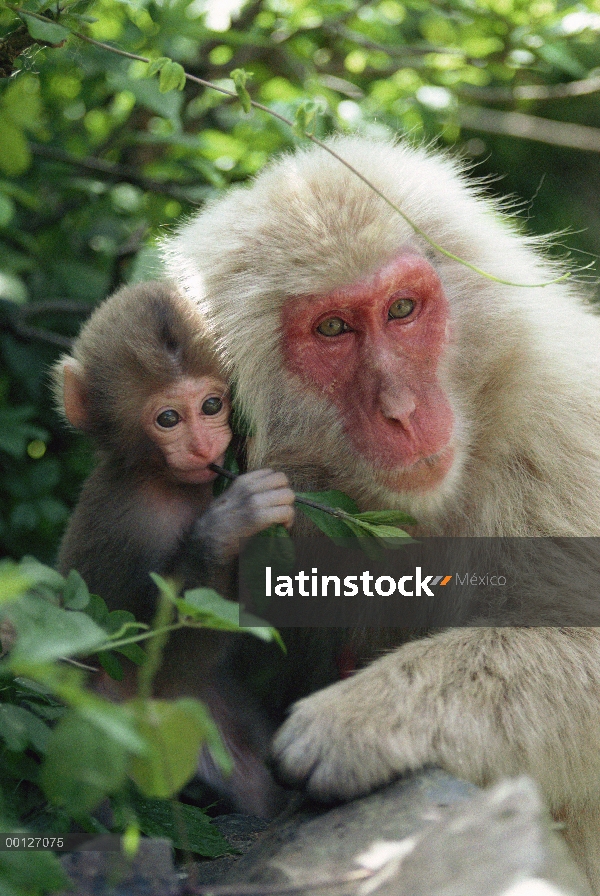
[0,557,285,890]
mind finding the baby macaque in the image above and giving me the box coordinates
[54,280,295,815]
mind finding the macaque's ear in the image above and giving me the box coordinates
[62,359,89,430]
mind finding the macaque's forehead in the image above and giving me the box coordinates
[234,168,420,299]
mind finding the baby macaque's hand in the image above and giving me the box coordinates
[200,469,295,561]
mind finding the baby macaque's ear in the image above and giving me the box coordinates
[61,358,89,430]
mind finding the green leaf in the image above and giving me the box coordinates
[146,56,171,78]
[0,703,50,753]
[61,569,90,610]
[130,792,230,857]
[369,524,415,543]
[150,573,179,605]
[7,596,107,664]
[0,561,30,605]
[181,586,283,645]
[18,556,64,592]
[16,664,146,754]
[128,697,229,799]
[159,61,187,93]
[239,616,286,650]
[19,12,70,45]
[0,192,15,227]
[41,711,128,813]
[536,43,587,79]
[115,641,147,666]
[296,504,357,539]
[0,850,70,896]
[96,650,124,681]
[230,68,253,113]
[177,587,241,628]
[83,592,110,626]
[293,100,319,137]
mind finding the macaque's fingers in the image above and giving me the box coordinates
[252,486,296,509]
[236,469,292,493]
[252,502,295,532]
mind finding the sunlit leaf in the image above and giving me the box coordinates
[146,57,171,78]
[231,67,253,113]
[159,61,186,93]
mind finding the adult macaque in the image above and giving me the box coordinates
[165,137,600,889]
[54,280,295,815]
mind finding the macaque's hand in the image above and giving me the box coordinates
[200,469,295,562]
[271,628,596,803]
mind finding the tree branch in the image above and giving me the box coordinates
[459,74,600,103]
[29,144,202,203]
[18,300,92,317]
[458,105,600,153]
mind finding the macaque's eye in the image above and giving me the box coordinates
[156,409,180,428]
[388,298,415,320]
[202,397,223,416]
[316,317,350,337]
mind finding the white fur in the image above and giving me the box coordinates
[163,136,600,891]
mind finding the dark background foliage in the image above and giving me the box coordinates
[1,0,600,564]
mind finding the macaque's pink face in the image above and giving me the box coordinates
[281,254,455,494]
[143,376,231,484]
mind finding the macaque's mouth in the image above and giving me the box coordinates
[173,454,227,484]
[376,445,456,494]
[173,467,218,484]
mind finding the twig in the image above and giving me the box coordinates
[18,300,92,317]
[9,321,73,349]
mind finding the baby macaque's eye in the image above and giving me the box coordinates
[156,409,180,428]
[202,397,223,416]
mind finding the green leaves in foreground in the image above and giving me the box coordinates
[0,558,241,872]
[130,791,229,856]
[128,697,230,800]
